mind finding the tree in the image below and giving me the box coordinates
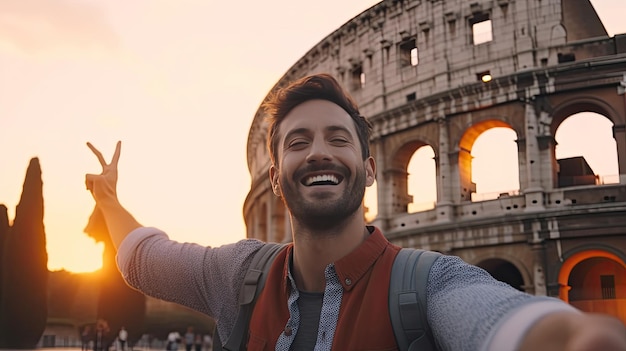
[84,207,146,347]
[0,205,9,338]
[0,158,48,348]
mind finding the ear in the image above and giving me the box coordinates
[365,156,376,187]
[269,164,281,196]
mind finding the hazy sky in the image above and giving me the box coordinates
[0,0,624,273]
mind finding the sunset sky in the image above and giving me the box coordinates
[1,0,624,273]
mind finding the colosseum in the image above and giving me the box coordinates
[243,0,626,323]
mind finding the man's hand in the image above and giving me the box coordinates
[84,141,142,249]
[85,141,121,204]
[520,312,626,351]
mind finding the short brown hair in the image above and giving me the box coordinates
[263,73,373,166]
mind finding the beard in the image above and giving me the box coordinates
[279,163,366,232]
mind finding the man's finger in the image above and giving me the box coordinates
[111,140,122,166]
[87,142,107,167]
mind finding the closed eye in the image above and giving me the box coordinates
[330,138,349,145]
[288,139,309,149]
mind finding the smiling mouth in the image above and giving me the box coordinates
[303,174,342,186]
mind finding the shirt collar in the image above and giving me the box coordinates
[283,226,390,293]
[334,226,389,291]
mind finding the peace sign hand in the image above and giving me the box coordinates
[85,141,122,204]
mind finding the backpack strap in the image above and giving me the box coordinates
[389,248,441,351]
[220,242,286,351]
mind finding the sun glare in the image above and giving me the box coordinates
[47,238,104,273]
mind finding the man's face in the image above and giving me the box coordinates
[269,99,375,230]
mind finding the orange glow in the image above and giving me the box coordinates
[558,249,626,302]
[47,238,104,273]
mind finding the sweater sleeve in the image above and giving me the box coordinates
[426,254,579,351]
[116,226,265,341]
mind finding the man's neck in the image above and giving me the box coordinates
[290,212,369,292]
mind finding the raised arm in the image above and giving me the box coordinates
[85,141,142,249]
[519,311,626,351]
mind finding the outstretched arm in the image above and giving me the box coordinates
[85,141,142,249]
[519,311,626,351]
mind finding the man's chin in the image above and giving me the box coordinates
[293,203,360,227]
[303,187,342,199]
[297,213,348,231]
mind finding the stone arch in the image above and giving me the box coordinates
[558,248,626,323]
[558,248,626,302]
[475,254,531,292]
[550,96,622,134]
[407,146,437,212]
[550,24,567,46]
[550,97,624,186]
[457,119,516,201]
[390,139,433,171]
[477,258,525,291]
[385,138,435,214]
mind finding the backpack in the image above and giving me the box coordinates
[216,243,441,351]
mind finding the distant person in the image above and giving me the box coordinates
[94,319,110,351]
[193,333,202,351]
[81,325,92,351]
[85,73,626,350]
[166,330,180,351]
[118,326,128,351]
[183,327,194,351]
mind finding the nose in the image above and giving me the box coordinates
[306,137,332,163]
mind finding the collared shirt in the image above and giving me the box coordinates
[276,260,343,351]
[248,227,400,350]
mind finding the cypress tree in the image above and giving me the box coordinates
[0,204,9,344]
[0,158,48,348]
[84,207,146,347]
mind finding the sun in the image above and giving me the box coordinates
[47,236,104,273]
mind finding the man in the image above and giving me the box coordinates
[85,73,626,350]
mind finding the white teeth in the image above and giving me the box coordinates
[305,174,339,186]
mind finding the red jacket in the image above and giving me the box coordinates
[247,228,402,350]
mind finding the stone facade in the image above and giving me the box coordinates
[244,0,626,323]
